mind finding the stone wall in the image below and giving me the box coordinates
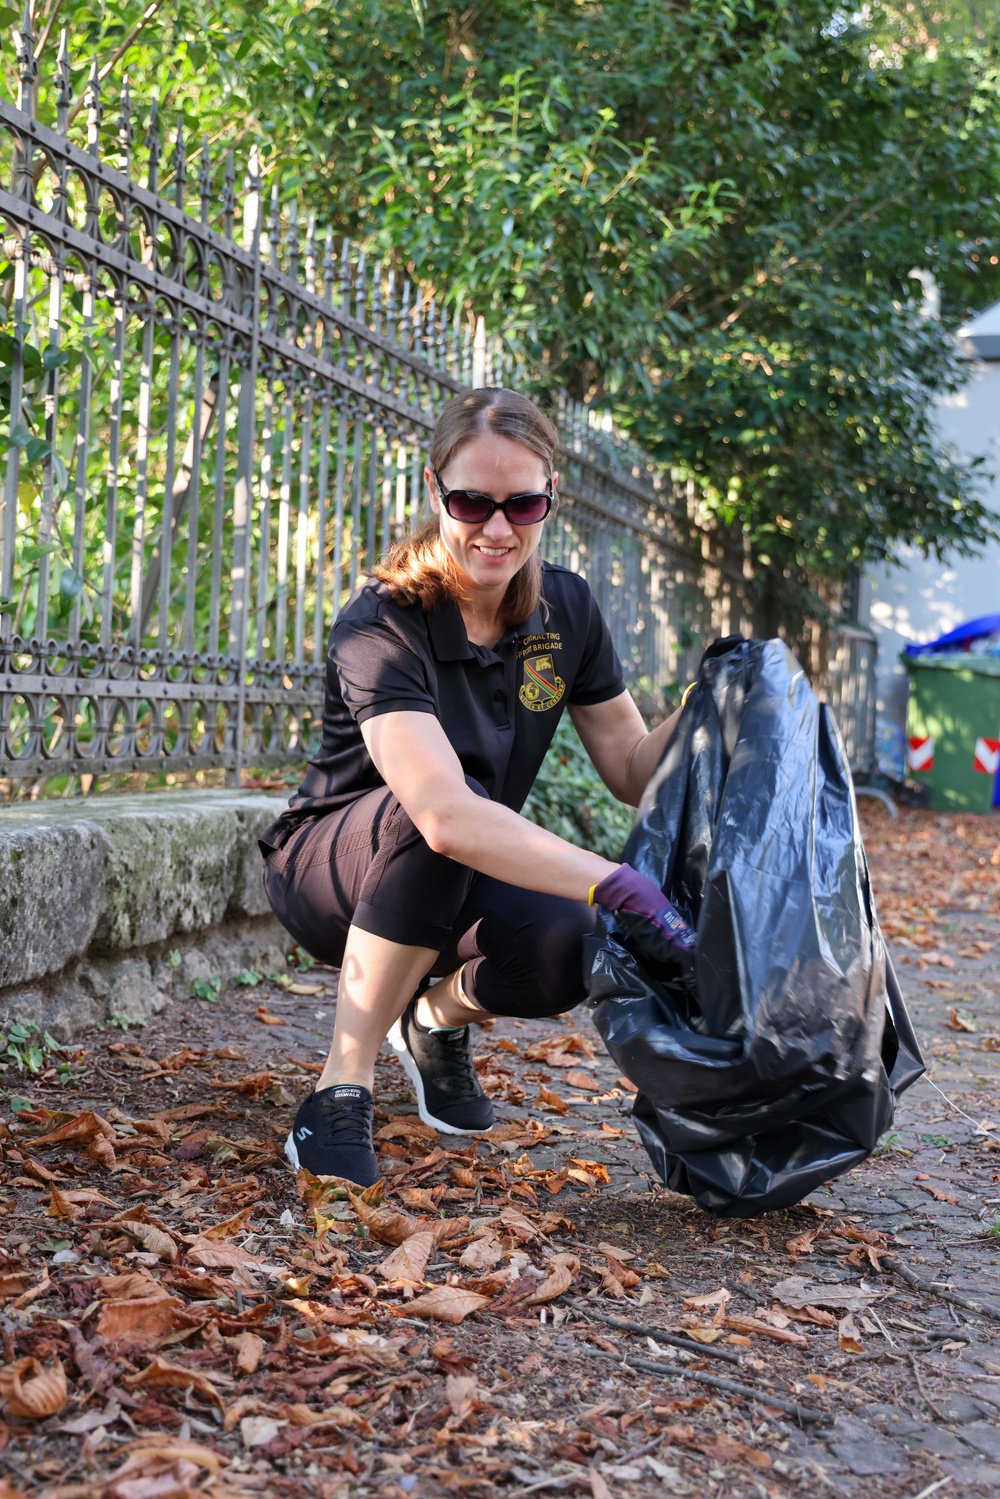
[0,791,295,1038]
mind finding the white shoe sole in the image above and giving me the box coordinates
[284,1131,301,1169]
[385,1020,493,1136]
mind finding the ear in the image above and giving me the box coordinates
[424,464,441,516]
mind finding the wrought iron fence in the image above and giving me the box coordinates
[0,23,757,795]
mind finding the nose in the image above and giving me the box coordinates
[481,508,515,543]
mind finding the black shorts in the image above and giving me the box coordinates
[260,786,597,1019]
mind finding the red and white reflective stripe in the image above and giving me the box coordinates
[907,736,934,772]
[973,737,1000,775]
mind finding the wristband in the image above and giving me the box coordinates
[680,680,697,708]
[587,883,598,907]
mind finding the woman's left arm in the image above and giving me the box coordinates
[568,690,681,808]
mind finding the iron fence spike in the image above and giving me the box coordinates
[15,2,36,116]
[145,98,161,193]
[222,148,236,238]
[173,119,187,209]
[55,29,72,130]
[118,74,133,175]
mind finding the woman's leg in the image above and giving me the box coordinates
[315,927,440,1093]
[262,786,480,1082]
[423,877,599,1023]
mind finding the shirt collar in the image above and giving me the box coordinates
[426,596,548,660]
[427,600,474,661]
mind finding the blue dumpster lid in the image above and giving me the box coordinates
[904,614,1000,657]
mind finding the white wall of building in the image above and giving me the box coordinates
[861,357,1000,776]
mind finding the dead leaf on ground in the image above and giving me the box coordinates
[839,1312,867,1353]
[348,1192,468,1248]
[0,1358,68,1420]
[683,1287,731,1311]
[401,1286,492,1324]
[97,1293,185,1348]
[524,1254,578,1306]
[564,1070,602,1092]
[945,1006,977,1032]
[535,1085,570,1115]
[255,1004,289,1025]
[375,1117,440,1146]
[376,1230,435,1283]
[445,1373,479,1424]
[233,1332,265,1375]
[771,1275,882,1313]
[185,1236,266,1270]
[916,1181,960,1206]
[723,1313,808,1348]
[199,1205,256,1240]
[459,1234,504,1272]
[123,1356,226,1411]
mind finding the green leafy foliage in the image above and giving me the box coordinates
[522,717,634,859]
[1,1021,74,1081]
[3,0,998,608]
[192,975,222,1002]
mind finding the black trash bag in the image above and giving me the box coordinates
[585,636,924,1218]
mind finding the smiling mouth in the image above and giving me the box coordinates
[475,546,513,557]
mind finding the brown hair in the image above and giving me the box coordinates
[373,388,558,627]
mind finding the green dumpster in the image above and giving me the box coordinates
[904,654,1000,812]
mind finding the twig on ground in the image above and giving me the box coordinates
[908,1353,950,1423]
[575,1345,832,1424]
[569,1298,743,1365]
[882,1255,1000,1323]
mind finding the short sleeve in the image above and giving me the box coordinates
[333,609,437,725]
[568,584,627,706]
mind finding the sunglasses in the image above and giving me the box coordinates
[432,467,553,526]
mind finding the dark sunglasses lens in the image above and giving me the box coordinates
[445,491,493,523]
[506,494,550,524]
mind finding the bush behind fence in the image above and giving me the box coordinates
[0,21,761,798]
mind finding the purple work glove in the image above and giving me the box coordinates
[593,864,697,957]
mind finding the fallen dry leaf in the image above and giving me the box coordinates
[200,1205,256,1240]
[255,1004,289,1025]
[376,1230,435,1283]
[683,1287,731,1311]
[402,1286,492,1324]
[524,1254,578,1306]
[233,1332,265,1375]
[771,1275,882,1313]
[0,1357,68,1420]
[916,1181,960,1206]
[185,1237,266,1269]
[839,1312,866,1353]
[946,1006,977,1032]
[96,1293,185,1349]
[459,1234,504,1272]
[534,1084,570,1115]
[723,1313,808,1348]
[123,1356,226,1411]
[445,1373,479,1423]
[564,1069,602,1092]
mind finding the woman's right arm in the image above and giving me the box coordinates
[361,709,619,901]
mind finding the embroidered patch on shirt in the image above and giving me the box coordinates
[519,653,566,712]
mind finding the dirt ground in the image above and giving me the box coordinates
[1,803,999,1499]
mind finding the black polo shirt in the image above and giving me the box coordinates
[261,561,625,844]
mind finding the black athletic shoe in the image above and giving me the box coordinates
[386,997,494,1135]
[285,1084,379,1187]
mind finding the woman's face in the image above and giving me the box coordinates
[426,432,556,604]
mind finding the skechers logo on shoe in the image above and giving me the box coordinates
[296,1126,313,1141]
[330,1087,364,1100]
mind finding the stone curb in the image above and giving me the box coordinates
[0,790,294,1038]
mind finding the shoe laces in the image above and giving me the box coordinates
[315,1091,372,1149]
[435,1028,481,1095]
